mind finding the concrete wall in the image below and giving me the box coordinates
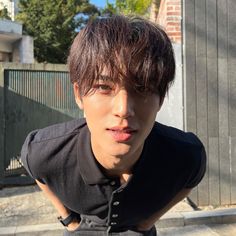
[0,20,34,63]
[0,41,12,53]
[12,36,34,63]
[0,19,22,35]
[20,36,34,63]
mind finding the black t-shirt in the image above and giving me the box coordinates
[21,118,206,231]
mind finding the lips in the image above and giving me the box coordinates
[107,126,137,142]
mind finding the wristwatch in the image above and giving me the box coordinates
[58,212,77,226]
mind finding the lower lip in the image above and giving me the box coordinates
[108,130,134,142]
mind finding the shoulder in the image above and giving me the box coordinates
[151,122,203,148]
[147,122,206,188]
[21,118,87,180]
[28,118,87,144]
[148,122,205,160]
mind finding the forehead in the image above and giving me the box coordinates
[91,56,158,93]
[96,61,128,84]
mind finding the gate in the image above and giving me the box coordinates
[0,63,83,186]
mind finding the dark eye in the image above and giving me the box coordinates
[99,84,112,90]
[134,85,146,94]
[94,84,113,94]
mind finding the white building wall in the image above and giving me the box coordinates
[0,0,18,20]
[156,43,183,130]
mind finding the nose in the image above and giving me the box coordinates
[112,89,135,118]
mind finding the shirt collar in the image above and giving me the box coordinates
[77,123,111,185]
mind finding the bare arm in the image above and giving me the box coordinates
[137,188,192,231]
[36,180,80,231]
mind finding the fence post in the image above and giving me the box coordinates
[0,64,5,188]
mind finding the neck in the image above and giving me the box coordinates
[91,141,143,178]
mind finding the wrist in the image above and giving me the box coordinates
[137,222,153,231]
[66,220,80,231]
[58,212,80,227]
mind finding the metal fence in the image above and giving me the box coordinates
[0,63,83,186]
[183,0,236,206]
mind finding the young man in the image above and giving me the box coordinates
[21,15,206,235]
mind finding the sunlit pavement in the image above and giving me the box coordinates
[157,223,236,236]
[1,223,236,235]
[0,186,236,235]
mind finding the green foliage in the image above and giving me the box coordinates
[16,0,99,63]
[102,0,116,15]
[0,6,11,20]
[103,0,152,16]
[117,0,152,15]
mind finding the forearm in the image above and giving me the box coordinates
[36,180,80,230]
[36,180,70,217]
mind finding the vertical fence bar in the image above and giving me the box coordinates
[0,66,5,186]
[228,0,236,204]
[195,0,209,206]
[207,0,220,206]
[217,0,230,205]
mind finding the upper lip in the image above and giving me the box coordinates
[108,126,137,132]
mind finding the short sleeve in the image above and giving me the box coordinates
[20,130,45,184]
[185,144,207,188]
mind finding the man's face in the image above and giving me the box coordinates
[74,75,162,162]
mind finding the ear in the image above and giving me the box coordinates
[73,83,84,110]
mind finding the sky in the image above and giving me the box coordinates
[90,0,115,9]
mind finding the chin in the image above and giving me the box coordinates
[108,144,132,157]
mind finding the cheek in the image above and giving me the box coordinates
[137,99,160,119]
[83,98,110,118]
[138,110,157,128]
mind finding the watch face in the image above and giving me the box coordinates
[61,220,67,226]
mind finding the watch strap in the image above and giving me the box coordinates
[58,212,76,226]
